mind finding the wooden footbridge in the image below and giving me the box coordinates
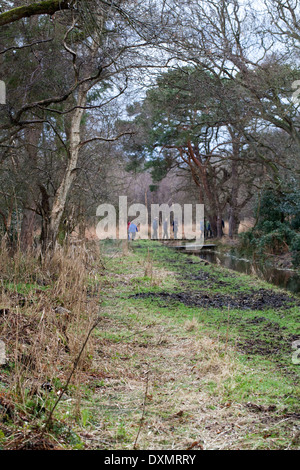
[161,240,216,251]
[172,244,216,250]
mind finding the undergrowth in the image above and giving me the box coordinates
[0,240,102,449]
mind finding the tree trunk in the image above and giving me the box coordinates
[184,142,223,239]
[217,217,223,238]
[228,133,241,239]
[228,207,239,238]
[20,125,42,251]
[39,184,51,252]
[46,84,88,249]
[20,210,36,249]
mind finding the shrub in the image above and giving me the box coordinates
[239,187,300,266]
[291,233,300,267]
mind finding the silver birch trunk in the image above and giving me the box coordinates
[48,84,88,247]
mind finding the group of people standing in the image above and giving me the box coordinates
[204,218,225,238]
[152,218,179,240]
[127,218,179,240]
[127,217,225,240]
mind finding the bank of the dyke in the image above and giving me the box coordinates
[2,240,298,450]
[81,239,300,450]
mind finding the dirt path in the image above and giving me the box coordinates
[80,242,299,450]
[86,314,288,450]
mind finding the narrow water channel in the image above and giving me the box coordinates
[197,249,300,295]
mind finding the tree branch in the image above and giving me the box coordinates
[79,131,134,148]
[0,1,72,27]
[0,38,54,55]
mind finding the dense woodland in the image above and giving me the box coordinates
[0,0,299,251]
[0,0,300,451]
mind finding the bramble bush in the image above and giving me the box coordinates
[240,188,300,267]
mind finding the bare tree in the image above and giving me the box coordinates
[0,1,169,249]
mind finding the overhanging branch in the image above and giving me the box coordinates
[79,131,134,148]
[0,0,72,27]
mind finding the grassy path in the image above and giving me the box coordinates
[81,240,300,450]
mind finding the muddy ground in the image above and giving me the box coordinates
[129,244,300,376]
[131,288,300,311]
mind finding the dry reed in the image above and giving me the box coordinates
[0,241,102,448]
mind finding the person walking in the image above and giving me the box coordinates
[172,219,178,240]
[163,218,169,240]
[128,222,138,241]
[127,220,131,240]
[207,221,212,238]
[199,219,204,240]
[152,217,158,239]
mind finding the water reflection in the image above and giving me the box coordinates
[197,250,300,294]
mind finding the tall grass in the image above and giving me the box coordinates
[0,240,102,449]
